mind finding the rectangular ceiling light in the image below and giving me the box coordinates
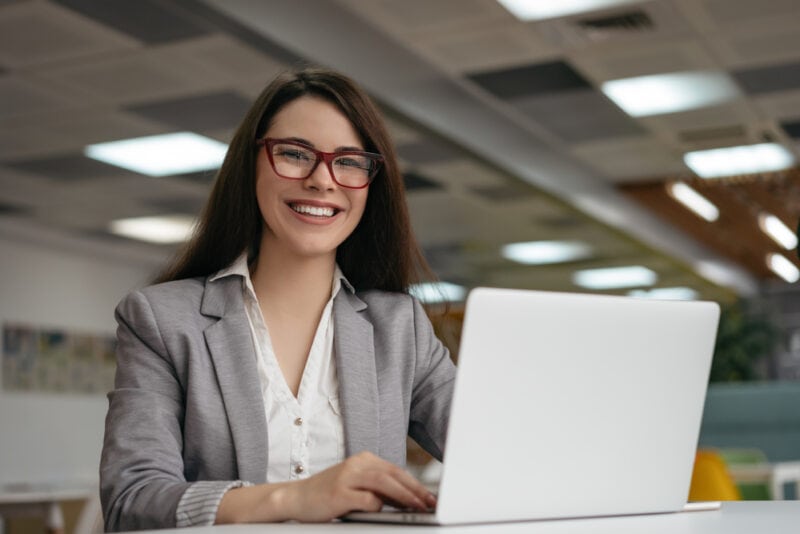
[572,265,657,290]
[693,260,741,288]
[628,287,699,300]
[684,143,795,179]
[601,71,739,117]
[759,213,798,250]
[501,240,592,265]
[667,182,719,222]
[409,282,467,304]
[767,253,800,283]
[496,0,643,20]
[109,214,196,244]
[85,132,228,177]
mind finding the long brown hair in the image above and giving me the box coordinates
[155,67,432,293]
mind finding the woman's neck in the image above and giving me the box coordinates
[250,245,337,315]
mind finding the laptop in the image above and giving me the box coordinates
[346,287,721,525]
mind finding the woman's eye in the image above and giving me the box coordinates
[336,156,367,169]
[278,148,311,162]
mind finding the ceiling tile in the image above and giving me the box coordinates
[572,40,716,81]
[511,89,644,144]
[396,139,461,165]
[701,0,800,24]
[467,60,591,100]
[470,184,537,202]
[422,160,508,189]
[752,90,800,121]
[144,195,206,215]
[53,0,212,44]
[0,200,29,215]
[38,42,236,106]
[782,120,800,140]
[403,171,441,191]
[168,169,218,185]
[571,137,686,183]
[0,76,75,119]
[0,0,137,68]
[4,153,142,182]
[638,101,757,137]
[336,0,508,35]
[0,110,162,161]
[165,34,285,84]
[125,91,251,131]
[417,24,557,74]
[733,61,800,94]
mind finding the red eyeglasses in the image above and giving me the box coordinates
[256,138,383,189]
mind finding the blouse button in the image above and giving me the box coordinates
[294,417,303,426]
[294,464,305,474]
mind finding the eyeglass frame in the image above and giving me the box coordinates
[256,137,384,190]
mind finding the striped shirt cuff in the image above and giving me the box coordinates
[175,480,253,527]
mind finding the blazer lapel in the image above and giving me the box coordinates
[333,290,380,457]
[201,276,268,483]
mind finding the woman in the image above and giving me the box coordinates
[100,67,456,531]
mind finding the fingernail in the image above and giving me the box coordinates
[427,493,437,506]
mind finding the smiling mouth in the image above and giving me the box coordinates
[289,203,339,218]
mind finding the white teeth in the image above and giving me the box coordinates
[291,204,335,217]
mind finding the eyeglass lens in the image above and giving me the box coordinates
[269,142,379,188]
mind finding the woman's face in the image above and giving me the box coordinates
[255,96,370,261]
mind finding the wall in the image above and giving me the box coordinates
[0,232,159,486]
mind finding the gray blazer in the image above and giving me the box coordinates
[100,273,455,531]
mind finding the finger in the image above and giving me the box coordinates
[387,466,437,507]
[356,470,428,511]
[350,452,436,509]
[346,489,383,513]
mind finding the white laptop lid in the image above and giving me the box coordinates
[435,288,720,525]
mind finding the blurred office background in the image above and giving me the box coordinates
[2,0,800,531]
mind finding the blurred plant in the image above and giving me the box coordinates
[710,298,780,382]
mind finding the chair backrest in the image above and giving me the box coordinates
[689,449,741,501]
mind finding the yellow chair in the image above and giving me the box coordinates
[688,449,742,501]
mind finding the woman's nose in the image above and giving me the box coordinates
[305,160,337,190]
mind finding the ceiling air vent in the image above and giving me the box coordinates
[576,10,654,41]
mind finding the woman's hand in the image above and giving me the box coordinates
[285,451,436,521]
[216,451,436,524]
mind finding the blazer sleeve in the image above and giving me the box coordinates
[407,297,457,461]
[100,290,236,531]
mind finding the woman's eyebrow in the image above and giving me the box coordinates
[284,136,314,146]
[336,145,365,152]
[283,136,365,152]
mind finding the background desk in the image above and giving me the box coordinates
[128,501,799,534]
[0,484,99,534]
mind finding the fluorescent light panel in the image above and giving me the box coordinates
[502,240,592,265]
[667,182,719,222]
[573,265,657,290]
[759,214,798,250]
[628,287,699,300]
[694,261,740,288]
[767,253,800,283]
[409,282,467,304]
[109,215,196,244]
[85,132,228,177]
[601,71,739,117]
[497,0,644,20]
[684,143,794,179]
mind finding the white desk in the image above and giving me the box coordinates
[125,501,799,534]
[0,484,98,534]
